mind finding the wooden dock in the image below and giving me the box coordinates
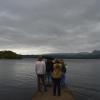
[32,87,75,100]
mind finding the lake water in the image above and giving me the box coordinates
[0,59,100,100]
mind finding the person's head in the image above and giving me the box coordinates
[47,59,52,63]
[59,59,64,64]
[37,55,43,61]
[52,59,55,64]
[55,59,60,64]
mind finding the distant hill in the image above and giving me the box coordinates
[42,50,100,59]
[22,54,38,58]
[0,51,22,59]
[1,50,100,59]
[92,50,100,54]
[21,50,100,59]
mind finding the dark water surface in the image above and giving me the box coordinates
[0,59,100,100]
[66,59,100,100]
[0,59,37,100]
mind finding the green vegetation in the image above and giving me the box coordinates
[0,51,22,59]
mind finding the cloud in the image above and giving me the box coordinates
[0,0,100,54]
[0,11,21,21]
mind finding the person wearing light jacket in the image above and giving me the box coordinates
[35,56,47,92]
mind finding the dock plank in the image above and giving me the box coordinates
[32,87,75,100]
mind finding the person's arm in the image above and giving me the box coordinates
[62,64,66,73]
[66,64,68,72]
[35,62,37,74]
[43,61,46,74]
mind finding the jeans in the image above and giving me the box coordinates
[61,74,65,87]
[46,72,52,85]
[37,74,47,92]
[52,78,61,96]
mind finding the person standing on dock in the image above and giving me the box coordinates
[35,56,47,92]
[45,58,53,86]
[51,59,62,96]
[60,59,66,88]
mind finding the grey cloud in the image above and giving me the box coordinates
[0,0,100,54]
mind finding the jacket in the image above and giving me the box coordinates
[35,61,46,75]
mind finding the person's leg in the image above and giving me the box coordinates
[60,74,63,87]
[65,73,69,88]
[61,74,65,87]
[53,78,57,96]
[47,73,49,85]
[63,74,66,87]
[37,75,41,92]
[47,73,52,86]
[57,79,61,96]
[41,74,47,92]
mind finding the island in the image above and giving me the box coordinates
[0,50,22,59]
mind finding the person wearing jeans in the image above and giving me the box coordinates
[52,78,61,96]
[60,59,66,88]
[35,56,47,92]
[51,59,62,96]
[37,74,47,92]
[46,59,53,86]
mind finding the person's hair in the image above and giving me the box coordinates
[59,59,64,63]
[55,59,59,63]
[37,55,43,61]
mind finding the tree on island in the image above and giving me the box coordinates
[0,50,22,59]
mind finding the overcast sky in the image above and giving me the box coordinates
[0,0,100,54]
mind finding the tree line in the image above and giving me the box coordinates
[0,51,22,59]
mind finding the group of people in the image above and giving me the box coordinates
[35,56,67,96]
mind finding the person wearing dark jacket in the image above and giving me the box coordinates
[46,58,53,86]
[60,59,66,87]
